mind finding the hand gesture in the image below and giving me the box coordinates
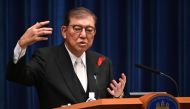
[19,21,53,48]
[107,73,126,98]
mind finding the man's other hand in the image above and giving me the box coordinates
[107,73,126,98]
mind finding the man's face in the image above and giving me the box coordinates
[61,16,96,57]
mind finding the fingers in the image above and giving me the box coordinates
[27,26,52,43]
[29,21,52,36]
[32,21,50,29]
[33,36,48,42]
[119,73,126,88]
[111,73,126,90]
[110,80,121,90]
[107,88,114,96]
[107,73,126,97]
[107,81,122,97]
[19,21,52,48]
[121,73,126,81]
[32,28,52,42]
[109,80,122,92]
[110,82,117,91]
[38,27,53,32]
[26,21,52,36]
[36,27,53,36]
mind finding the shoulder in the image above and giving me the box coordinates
[87,50,102,57]
[32,45,60,59]
[86,50,112,63]
[37,46,58,53]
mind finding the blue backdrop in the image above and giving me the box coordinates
[0,0,190,109]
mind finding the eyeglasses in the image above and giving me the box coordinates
[68,25,96,34]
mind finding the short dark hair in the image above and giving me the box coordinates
[64,7,97,26]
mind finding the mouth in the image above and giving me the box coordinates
[78,41,87,47]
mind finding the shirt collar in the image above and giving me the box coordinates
[64,44,86,67]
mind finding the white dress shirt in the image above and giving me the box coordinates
[13,42,26,64]
[65,45,87,92]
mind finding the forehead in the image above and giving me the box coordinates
[69,16,95,27]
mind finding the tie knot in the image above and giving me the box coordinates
[76,58,82,64]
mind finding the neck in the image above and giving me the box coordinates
[64,43,83,57]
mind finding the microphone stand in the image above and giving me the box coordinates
[135,64,180,97]
[160,72,180,97]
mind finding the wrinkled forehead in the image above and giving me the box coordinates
[69,15,96,27]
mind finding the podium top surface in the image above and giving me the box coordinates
[54,97,190,109]
[176,97,190,103]
[55,98,142,109]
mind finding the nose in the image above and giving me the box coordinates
[79,28,87,38]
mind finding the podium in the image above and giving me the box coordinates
[54,93,190,109]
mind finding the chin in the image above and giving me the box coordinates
[77,45,91,51]
[78,48,87,53]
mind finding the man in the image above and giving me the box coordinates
[7,7,126,109]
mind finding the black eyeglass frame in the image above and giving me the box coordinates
[67,25,96,34]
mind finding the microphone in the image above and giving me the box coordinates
[135,64,180,97]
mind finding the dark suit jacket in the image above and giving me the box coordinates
[7,43,114,109]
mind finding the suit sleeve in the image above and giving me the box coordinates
[7,49,47,86]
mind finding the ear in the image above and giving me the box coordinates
[61,26,67,39]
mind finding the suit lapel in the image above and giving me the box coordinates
[56,43,86,102]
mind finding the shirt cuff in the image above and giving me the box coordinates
[13,42,27,64]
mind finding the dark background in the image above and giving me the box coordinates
[0,0,190,109]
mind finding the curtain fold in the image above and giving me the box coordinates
[1,0,190,109]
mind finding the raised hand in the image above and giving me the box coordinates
[19,21,53,48]
[107,73,126,98]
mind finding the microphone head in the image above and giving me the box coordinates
[135,64,160,74]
